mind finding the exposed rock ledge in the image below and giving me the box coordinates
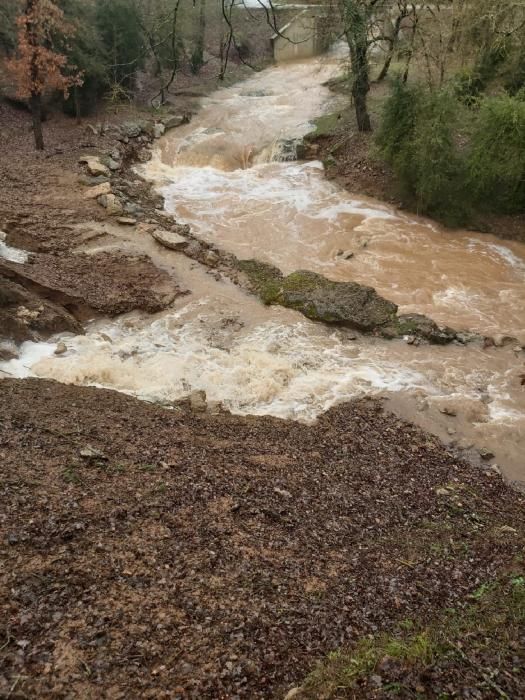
[237,259,459,343]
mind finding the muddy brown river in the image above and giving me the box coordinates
[2,48,524,483]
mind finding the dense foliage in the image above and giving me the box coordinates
[377,83,525,223]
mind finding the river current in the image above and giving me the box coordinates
[2,48,524,482]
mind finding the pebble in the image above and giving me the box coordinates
[479,447,495,460]
[80,445,107,460]
[439,406,457,417]
[117,217,137,226]
[54,342,67,356]
[189,390,207,412]
[283,689,302,700]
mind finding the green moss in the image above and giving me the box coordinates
[236,259,283,305]
[306,112,346,140]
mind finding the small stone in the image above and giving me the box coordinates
[185,241,202,258]
[284,689,302,700]
[439,406,457,417]
[151,228,188,251]
[447,427,456,435]
[83,182,111,200]
[189,390,207,412]
[136,148,152,163]
[78,175,108,187]
[97,194,124,216]
[274,487,292,498]
[117,217,137,226]
[479,447,495,461]
[405,335,416,345]
[163,115,186,131]
[493,334,516,347]
[153,123,166,139]
[79,155,110,177]
[204,250,219,267]
[435,487,450,496]
[7,532,19,545]
[80,445,107,460]
[0,341,19,361]
[136,223,157,235]
[54,341,67,356]
[496,525,517,534]
[514,345,522,353]
[106,157,120,171]
[120,121,142,138]
[370,675,383,688]
[344,251,354,260]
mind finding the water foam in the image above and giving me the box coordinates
[11,304,429,421]
[0,232,29,264]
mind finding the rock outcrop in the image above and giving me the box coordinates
[238,261,398,331]
[0,274,83,345]
[381,313,458,344]
[238,260,459,342]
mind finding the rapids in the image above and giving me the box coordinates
[2,47,524,483]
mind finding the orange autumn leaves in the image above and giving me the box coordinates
[7,0,83,99]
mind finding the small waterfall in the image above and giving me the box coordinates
[254,138,306,164]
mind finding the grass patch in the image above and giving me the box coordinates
[300,575,525,698]
[306,111,348,140]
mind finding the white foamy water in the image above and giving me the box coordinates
[4,304,428,420]
[0,231,29,264]
[142,47,525,340]
[0,341,56,377]
[2,47,524,481]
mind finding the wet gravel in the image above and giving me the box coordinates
[1,378,523,698]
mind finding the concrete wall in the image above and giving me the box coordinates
[272,8,330,62]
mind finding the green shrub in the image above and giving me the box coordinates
[377,83,469,225]
[410,90,469,224]
[376,79,420,169]
[467,94,525,213]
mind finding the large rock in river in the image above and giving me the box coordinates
[381,313,457,344]
[238,261,397,331]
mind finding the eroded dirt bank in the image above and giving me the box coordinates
[1,378,524,698]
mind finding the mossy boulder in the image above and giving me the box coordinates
[238,260,461,343]
[277,271,398,330]
[238,261,397,331]
[381,313,457,344]
[236,259,284,305]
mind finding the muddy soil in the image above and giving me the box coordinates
[1,379,524,699]
[0,101,184,329]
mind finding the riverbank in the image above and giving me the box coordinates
[305,80,525,244]
[1,378,524,698]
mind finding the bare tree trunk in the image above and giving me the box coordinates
[25,0,44,150]
[74,85,81,124]
[30,92,44,150]
[377,10,406,82]
[402,4,418,83]
[343,0,372,133]
[193,0,206,73]
[348,31,372,132]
